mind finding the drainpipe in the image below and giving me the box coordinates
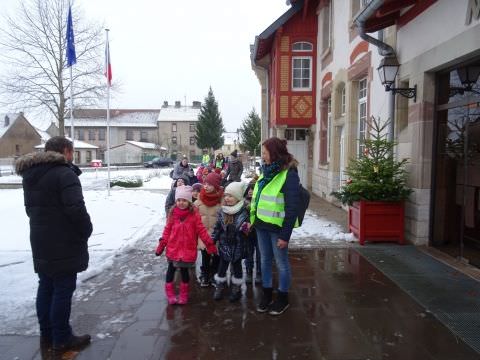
[354,0,396,141]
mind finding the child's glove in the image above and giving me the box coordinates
[240,222,250,235]
[206,242,218,255]
[155,239,165,256]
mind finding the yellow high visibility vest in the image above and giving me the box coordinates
[250,169,299,228]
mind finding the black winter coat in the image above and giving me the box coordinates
[15,151,93,276]
[226,158,243,183]
[211,206,249,262]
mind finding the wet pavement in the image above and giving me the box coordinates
[1,195,479,359]
[1,246,478,359]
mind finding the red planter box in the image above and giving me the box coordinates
[349,201,405,245]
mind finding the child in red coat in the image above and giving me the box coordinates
[155,186,217,305]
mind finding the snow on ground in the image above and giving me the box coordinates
[0,185,166,335]
[0,168,352,335]
[290,210,356,248]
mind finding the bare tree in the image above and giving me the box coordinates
[0,0,108,135]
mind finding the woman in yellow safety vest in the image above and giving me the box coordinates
[250,137,300,315]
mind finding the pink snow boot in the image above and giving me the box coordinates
[165,282,177,305]
[177,282,189,305]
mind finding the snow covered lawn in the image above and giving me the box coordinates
[0,168,352,335]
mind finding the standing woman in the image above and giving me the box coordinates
[250,137,300,315]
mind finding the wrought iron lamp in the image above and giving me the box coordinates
[377,56,417,102]
[449,65,480,96]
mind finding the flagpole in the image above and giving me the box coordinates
[70,66,74,142]
[66,2,76,143]
[105,28,111,196]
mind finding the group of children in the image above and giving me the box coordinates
[155,172,260,305]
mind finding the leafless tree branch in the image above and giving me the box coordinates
[0,0,113,135]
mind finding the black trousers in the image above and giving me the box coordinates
[166,262,190,283]
[217,257,242,279]
[37,272,77,346]
[200,250,219,277]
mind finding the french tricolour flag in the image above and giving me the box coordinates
[104,39,112,86]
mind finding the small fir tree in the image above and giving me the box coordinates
[332,116,413,205]
[239,108,261,154]
[195,87,225,152]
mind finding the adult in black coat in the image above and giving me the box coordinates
[225,149,243,185]
[15,136,92,353]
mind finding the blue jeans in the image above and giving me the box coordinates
[36,273,77,345]
[256,228,291,292]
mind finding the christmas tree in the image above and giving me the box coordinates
[195,87,225,152]
[332,116,412,205]
[239,108,261,154]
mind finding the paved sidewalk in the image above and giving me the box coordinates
[1,248,478,359]
[1,196,478,359]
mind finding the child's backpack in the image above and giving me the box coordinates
[297,184,310,226]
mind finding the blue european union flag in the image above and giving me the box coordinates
[66,5,76,67]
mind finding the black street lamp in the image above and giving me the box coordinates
[377,56,417,102]
[450,65,480,96]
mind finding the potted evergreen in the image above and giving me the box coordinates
[332,116,413,245]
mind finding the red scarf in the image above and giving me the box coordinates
[172,206,191,221]
[199,187,223,207]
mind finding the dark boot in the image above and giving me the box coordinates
[213,275,226,301]
[40,335,52,358]
[52,334,91,354]
[40,335,52,349]
[199,272,210,287]
[269,291,290,315]
[256,287,273,313]
[229,284,242,302]
[229,276,243,302]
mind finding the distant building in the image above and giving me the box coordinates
[65,101,202,163]
[0,113,48,159]
[64,109,160,162]
[157,101,202,161]
[109,141,164,165]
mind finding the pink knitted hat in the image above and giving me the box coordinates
[175,185,192,202]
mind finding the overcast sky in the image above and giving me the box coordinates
[0,0,289,132]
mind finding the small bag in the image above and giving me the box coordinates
[297,184,310,226]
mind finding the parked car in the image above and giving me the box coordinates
[143,157,173,168]
[90,159,103,168]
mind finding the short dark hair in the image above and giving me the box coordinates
[45,136,73,154]
[262,137,293,166]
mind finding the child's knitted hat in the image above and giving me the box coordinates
[175,185,192,202]
[205,172,222,190]
[192,183,202,192]
[224,181,246,201]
